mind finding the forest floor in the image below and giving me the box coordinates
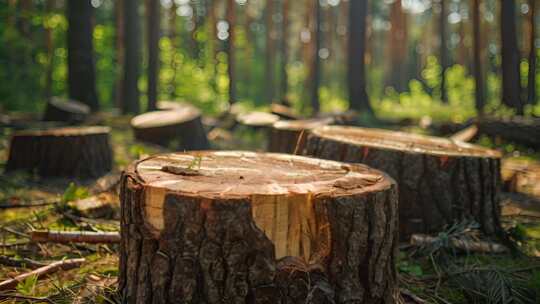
[1,112,540,303]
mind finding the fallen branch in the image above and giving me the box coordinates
[31,230,120,244]
[0,258,85,291]
[449,125,478,142]
[0,199,57,209]
[410,234,508,254]
[0,256,47,269]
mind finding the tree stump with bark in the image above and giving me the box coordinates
[269,118,333,153]
[42,97,90,123]
[131,107,209,150]
[301,126,502,237]
[119,151,399,303]
[6,126,112,178]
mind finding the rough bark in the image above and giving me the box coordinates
[131,107,209,150]
[119,151,399,303]
[6,126,113,178]
[42,97,90,124]
[268,118,333,153]
[122,0,141,114]
[301,126,502,238]
[348,0,372,113]
[67,0,99,111]
[500,0,523,114]
[146,0,160,112]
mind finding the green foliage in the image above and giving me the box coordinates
[16,274,38,296]
[62,182,89,203]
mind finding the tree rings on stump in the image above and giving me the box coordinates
[119,151,399,303]
[269,118,333,153]
[42,97,90,124]
[131,106,209,150]
[6,126,112,178]
[302,125,502,237]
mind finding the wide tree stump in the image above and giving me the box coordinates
[6,126,112,178]
[131,107,209,150]
[301,126,502,237]
[119,151,399,303]
[42,97,90,123]
[269,118,333,153]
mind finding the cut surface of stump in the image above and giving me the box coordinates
[269,118,333,153]
[302,125,502,237]
[6,126,112,178]
[120,151,399,303]
[42,97,90,123]
[131,106,209,150]
[236,111,280,128]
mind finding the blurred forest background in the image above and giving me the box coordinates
[1,0,538,121]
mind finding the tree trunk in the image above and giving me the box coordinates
[501,0,523,114]
[168,1,178,99]
[44,0,55,100]
[387,0,408,92]
[42,97,90,124]
[131,107,209,150]
[280,0,290,105]
[119,151,399,303]
[301,125,502,238]
[268,118,333,153]
[348,0,373,114]
[115,0,125,109]
[6,126,112,178]
[527,0,537,105]
[67,0,99,111]
[146,0,160,112]
[226,0,237,104]
[472,0,485,114]
[439,0,448,103]
[311,0,321,114]
[123,0,141,114]
[265,0,276,103]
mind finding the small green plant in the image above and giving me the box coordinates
[61,182,89,204]
[16,274,38,296]
[187,155,203,170]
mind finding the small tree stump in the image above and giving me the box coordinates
[42,97,90,123]
[6,126,112,178]
[131,107,209,150]
[302,126,502,237]
[236,111,280,128]
[119,151,399,303]
[269,118,333,153]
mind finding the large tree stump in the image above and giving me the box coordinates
[301,126,502,237]
[119,151,399,303]
[269,118,333,153]
[6,126,112,178]
[131,107,209,150]
[42,97,90,123]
